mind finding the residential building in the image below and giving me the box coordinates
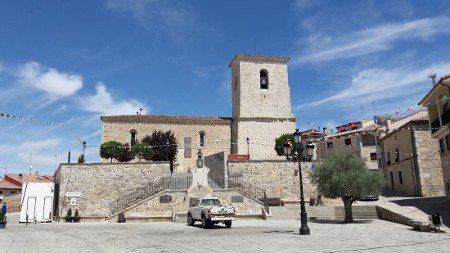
[380,110,445,197]
[0,174,53,200]
[316,121,379,170]
[419,74,450,197]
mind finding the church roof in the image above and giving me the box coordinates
[100,114,232,126]
[228,54,290,67]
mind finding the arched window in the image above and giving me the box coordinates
[395,148,400,162]
[130,130,137,146]
[260,70,268,89]
[199,131,206,147]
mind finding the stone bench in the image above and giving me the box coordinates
[411,220,431,232]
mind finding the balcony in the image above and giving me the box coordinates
[431,109,450,134]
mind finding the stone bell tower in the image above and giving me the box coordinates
[229,54,296,160]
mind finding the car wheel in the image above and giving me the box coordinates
[187,214,195,226]
[225,221,232,228]
[201,215,210,229]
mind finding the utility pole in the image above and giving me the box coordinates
[29,153,33,174]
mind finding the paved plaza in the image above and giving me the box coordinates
[1,217,449,253]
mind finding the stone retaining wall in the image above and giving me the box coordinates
[227,160,318,203]
[54,162,170,219]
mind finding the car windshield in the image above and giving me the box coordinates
[202,199,220,206]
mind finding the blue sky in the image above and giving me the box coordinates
[1,0,450,175]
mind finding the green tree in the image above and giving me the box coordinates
[274,133,294,156]
[310,152,384,223]
[77,154,85,163]
[141,131,177,161]
[117,143,134,162]
[100,141,123,163]
[131,143,154,162]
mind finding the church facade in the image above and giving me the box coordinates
[101,54,297,171]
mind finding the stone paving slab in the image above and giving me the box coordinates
[0,219,449,252]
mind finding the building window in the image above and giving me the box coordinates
[370,153,377,160]
[130,130,137,146]
[345,138,352,146]
[447,181,450,192]
[0,191,2,194]
[398,171,403,184]
[199,131,206,147]
[260,70,268,89]
[11,191,17,194]
[234,76,238,91]
[327,142,333,149]
[439,138,446,154]
[395,148,400,162]
[386,152,391,165]
[184,137,192,158]
[362,134,376,146]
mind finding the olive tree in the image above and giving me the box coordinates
[310,152,384,223]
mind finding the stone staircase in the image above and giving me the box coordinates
[270,205,378,220]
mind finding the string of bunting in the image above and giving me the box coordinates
[0,112,85,144]
[418,94,448,108]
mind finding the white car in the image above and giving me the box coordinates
[187,197,236,229]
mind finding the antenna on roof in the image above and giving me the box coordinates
[428,73,437,86]
[29,153,33,175]
[253,38,256,55]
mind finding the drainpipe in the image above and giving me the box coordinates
[410,126,422,197]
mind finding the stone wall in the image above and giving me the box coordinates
[102,120,231,171]
[414,129,445,197]
[227,160,318,203]
[381,124,445,197]
[125,190,186,219]
[54,162,170,219]
[234,119,296,160]
[231,60,294,119]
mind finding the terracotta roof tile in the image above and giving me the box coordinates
[100,114,232,125]
[0,179,22,190]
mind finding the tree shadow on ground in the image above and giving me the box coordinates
[392,197,450,227]
[309,219,374,224]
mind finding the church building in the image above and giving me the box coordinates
[100,54,297,171]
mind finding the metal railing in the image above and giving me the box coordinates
[227,176,269,213]
[109,177,170,216]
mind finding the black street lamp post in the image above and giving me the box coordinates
[246,137,250,160]
[283,129,314,235]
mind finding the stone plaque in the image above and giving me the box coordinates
[231,195,244,203]
[65,192,81,198]
[160,195,172,203]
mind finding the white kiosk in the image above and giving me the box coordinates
[19,182,54,223]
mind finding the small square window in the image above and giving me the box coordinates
[345,138,352,146]
[327,142,333,149]
[370,153,377,160]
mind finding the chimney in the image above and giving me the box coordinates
[386,119,392,132]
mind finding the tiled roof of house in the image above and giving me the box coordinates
[228,54,290,67]
[0,179,21,190]
[100,114,232,126]
[380,110,429,140]
[5,174,53,185]
[325,123,381,139]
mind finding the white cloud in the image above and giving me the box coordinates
[300,61,450,109]
[294,16,450,65]
[18,61,83,99]
[81,83,149,115]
